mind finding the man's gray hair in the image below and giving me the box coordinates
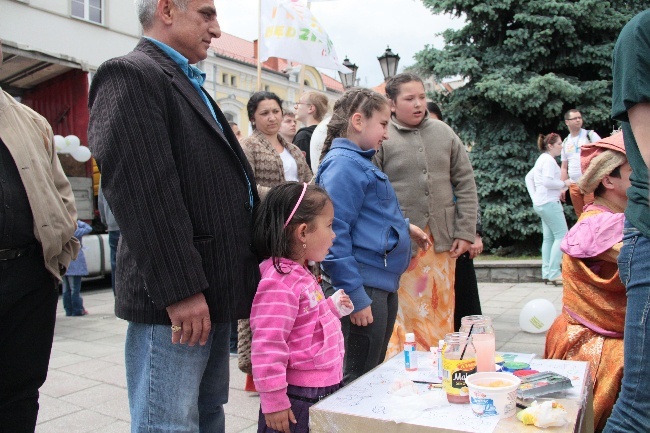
[134,0,189,29]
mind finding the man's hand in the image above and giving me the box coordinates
[166,292,211,346]
[449,239,472,258]
[469,235,484,259]
[265,408,297,433]
[409,224,431,251]
[350,305,373,327]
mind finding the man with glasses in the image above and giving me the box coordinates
[560,109,601,216]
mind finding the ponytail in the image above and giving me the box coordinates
[319,88,389,163]
[538,132,560,152]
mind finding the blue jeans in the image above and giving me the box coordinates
[108,230,120,294]
[61,275,84,316]
[125,321,231,433]
[533,201,568,280]
[604,222,650,432]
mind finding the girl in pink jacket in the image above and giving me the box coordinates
[251,182,354,433]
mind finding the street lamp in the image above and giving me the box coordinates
[338,56,358,89]
[377,46,400,81]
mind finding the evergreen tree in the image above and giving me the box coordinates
[415,0,646,252]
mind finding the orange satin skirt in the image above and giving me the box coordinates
[386,233,456,358]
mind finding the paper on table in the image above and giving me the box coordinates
[497,352,536,365]
[314,354,501,433]
[528,359,589,401]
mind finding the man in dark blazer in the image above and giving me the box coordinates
[87,1,260,431]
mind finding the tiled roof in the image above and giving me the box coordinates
[322,73,344,92]
[372,81,386,95]
[210,32,343,92]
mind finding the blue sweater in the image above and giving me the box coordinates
[316,138,411,312]
[66,220,93,276]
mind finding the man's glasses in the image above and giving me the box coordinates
[566,116,582,121]
[295,102,312,106]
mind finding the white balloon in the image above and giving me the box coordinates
[519,299,557,333]
[65,135,81,152]
[54,135,68,153]
[71,146,92,163]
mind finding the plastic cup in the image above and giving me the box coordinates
[465,372,521,419]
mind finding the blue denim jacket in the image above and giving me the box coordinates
[317,138,411,312]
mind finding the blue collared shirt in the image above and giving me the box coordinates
[145,37,222,131]
[145,37,254,210]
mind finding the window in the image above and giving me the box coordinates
[222,73,229,84]
[230,75,237,87]
[72,0,103,24]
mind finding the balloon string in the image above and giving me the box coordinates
[460,324,474,360]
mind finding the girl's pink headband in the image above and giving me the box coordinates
[284,183,309,228]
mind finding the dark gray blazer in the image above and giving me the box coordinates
[88,39,260,325]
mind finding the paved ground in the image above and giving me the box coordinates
[36,280,562,432]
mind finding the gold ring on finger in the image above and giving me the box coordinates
[171,325,182,333]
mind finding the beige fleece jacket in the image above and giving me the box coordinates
[0,89,79,279]
[374,116,477,253]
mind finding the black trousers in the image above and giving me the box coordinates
[324,284,398,384]
[0,251,58,433]
[453,253,483,331]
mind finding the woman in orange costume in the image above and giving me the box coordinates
[545,132,630,432]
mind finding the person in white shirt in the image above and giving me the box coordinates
[526,133,572,285]
[560,109,601,216]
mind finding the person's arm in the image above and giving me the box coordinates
[540,157,570,189]
[240,137,272,199]
[43,117,81,268]
[74,220,93,239]
[448,133,477,246]
[89,57,210,345]
[560,160,569,181]
[629,103,650,167]
[318,157,372,314]
[525,167,536,200]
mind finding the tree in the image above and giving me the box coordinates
[415,0,646,252]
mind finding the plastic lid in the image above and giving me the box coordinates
[405,333,415,342]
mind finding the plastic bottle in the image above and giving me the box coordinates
[459,315,495,372]
[442,332,476,404]
[404,333,418,371]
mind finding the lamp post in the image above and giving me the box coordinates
[377,46,400,81]
[338,56,358,89]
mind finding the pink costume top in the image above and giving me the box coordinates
[251,257,345,414]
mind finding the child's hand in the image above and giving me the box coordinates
[265,408,296,433]
[330,289,354,316]
[350,305,373,327]
[409,224,431,251]
[339,291,353,310]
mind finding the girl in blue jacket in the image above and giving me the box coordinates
[316,88,430,383]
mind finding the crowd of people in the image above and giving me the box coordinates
[1,1,649,432]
